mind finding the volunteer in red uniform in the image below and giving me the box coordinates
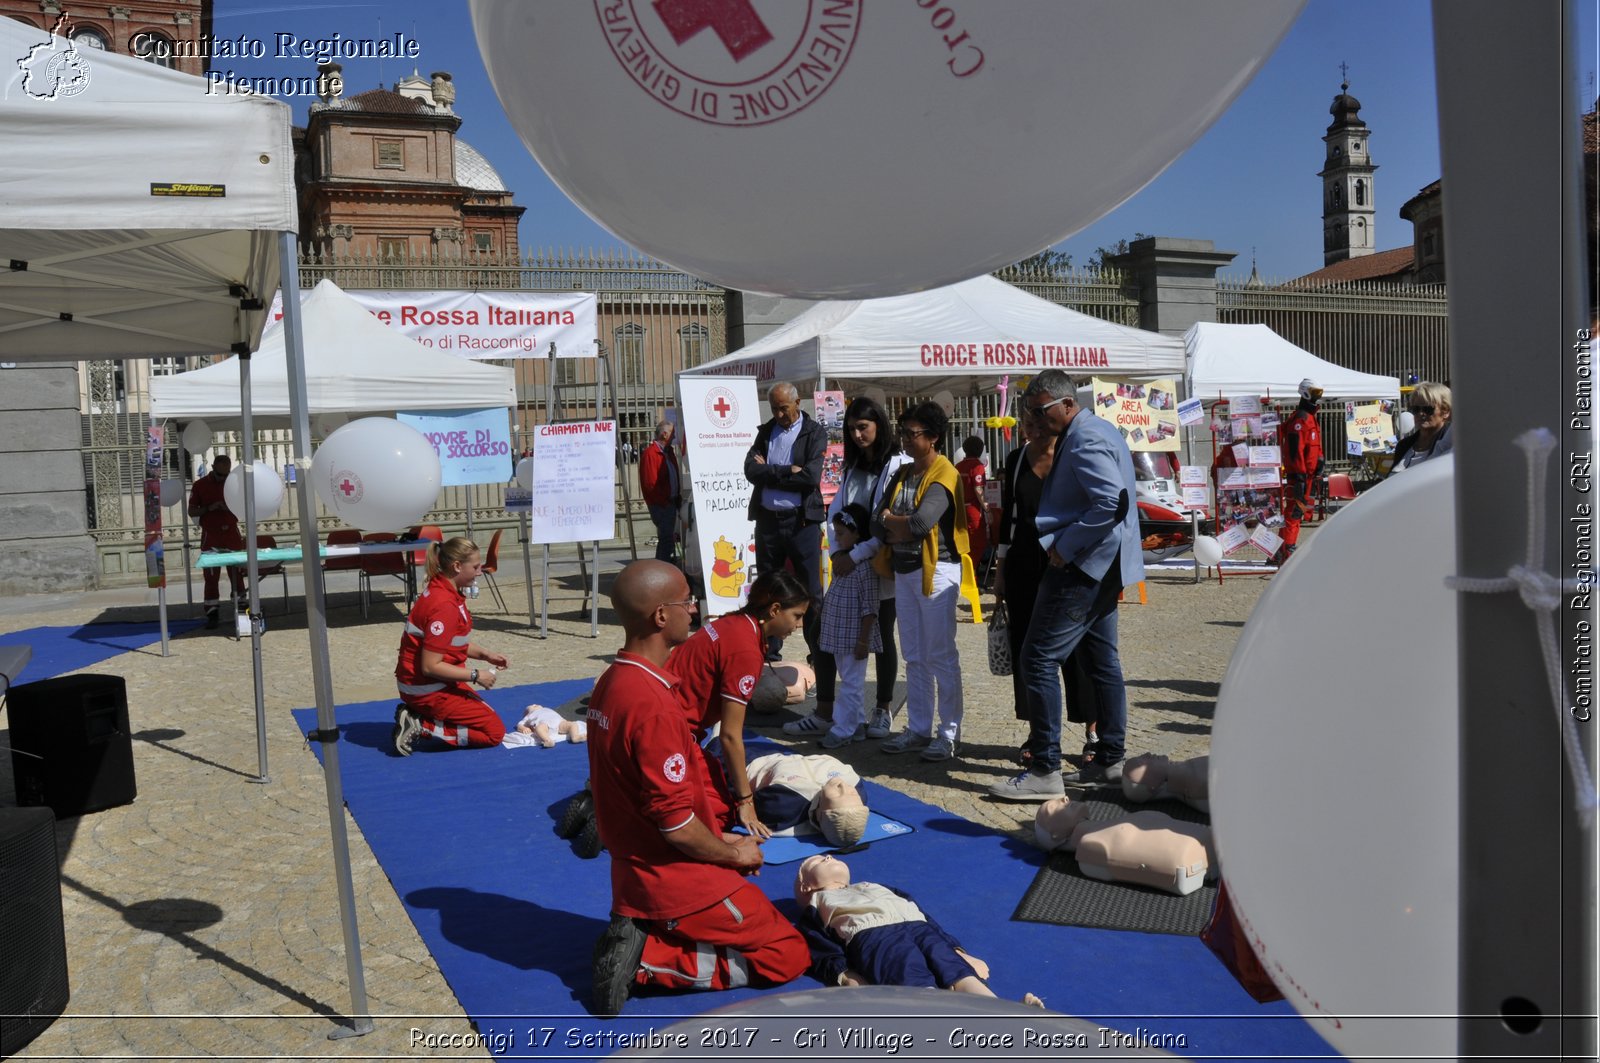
[670,569,811,839]
[391,536,511,755]
[188,454,246,628]
[954,436,992,570]
[1278,377,1325,564]
[639,419,682,564]
[588,560,809,1017]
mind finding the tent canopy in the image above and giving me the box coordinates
[150,280,517,426]
[685,274,1187,396]
[0,17,295,359]
[1185,322,1400,402]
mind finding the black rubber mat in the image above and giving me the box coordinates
[1010,791,1217,935]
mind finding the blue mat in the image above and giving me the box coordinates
[751,811,915,865]
[294,684,1334,1059]
[0,620,202,682]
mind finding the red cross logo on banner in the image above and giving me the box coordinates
[713,396,732,418]
[705,386,740,429]
[652,0,772,61]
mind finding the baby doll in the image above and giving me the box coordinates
[1120,753,1209,813]
[794,854,1043,1006]
[502,704,588,748]
[745,752,869,847]
[1033,795,1216,896]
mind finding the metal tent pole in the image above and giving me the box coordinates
[237,345,268,783]
[276,233,373,1039]
[1433,2,1596,1058]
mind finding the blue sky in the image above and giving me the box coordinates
[214,1,1598,284]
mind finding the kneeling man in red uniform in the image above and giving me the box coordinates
[587,560,809,1016]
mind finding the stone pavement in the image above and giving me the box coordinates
[0,545,1276,1061]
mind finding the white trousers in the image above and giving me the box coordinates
[829,651,869,738]
[895,562,963,743]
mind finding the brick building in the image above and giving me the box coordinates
[0,0,210,75]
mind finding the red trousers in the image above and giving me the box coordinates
[636,881,809,992]
[403,686,506,747]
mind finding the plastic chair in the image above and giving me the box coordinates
[1325,472,1359,514]
[322,527,364,606]
[480,528,508,613]
[410,524,444,570]
[359,532,410,618]
[254,535,289,613]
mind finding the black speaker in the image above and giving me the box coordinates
[8,673,137,817]
[0,806,70,1057]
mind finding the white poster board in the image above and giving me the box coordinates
[678,375,761,617]
[271,288,599,359]
[527,421,617,544]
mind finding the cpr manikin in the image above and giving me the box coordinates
[1033,796,1217,896]
[794,854,1044,1005]
[745,752,869,847]
[500,704,588,748]
[1120,753,1209,813]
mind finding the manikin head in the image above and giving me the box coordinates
[813,775,869,847]
[794,853,852,904]
[1033,795,1092,852]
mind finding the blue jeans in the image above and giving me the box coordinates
[1018,560,1127,773]
[648,503,678,563]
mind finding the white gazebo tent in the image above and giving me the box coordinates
[150,279,517,423]
[1184,321,1401,401]
[686,273,1187,394]
[0,17,371,1035]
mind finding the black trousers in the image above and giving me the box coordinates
[752,509,823,660]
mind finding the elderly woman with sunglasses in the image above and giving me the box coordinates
[1389,381,1454,475]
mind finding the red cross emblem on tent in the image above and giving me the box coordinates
[653,0,772,61]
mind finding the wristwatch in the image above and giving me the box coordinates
[469,668,480,686]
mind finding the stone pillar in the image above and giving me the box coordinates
[1108,237,1238,337]
[0,364,98,595]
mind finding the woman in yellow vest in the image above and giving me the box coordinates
[873,400,970,764]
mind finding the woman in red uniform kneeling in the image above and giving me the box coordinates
[392,536,511,755]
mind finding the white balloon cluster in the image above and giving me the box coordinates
[309,417,441,531]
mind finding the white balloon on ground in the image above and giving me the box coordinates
[1192,534,1223,568]
[180,419,211,454]
[310,417,441,532]
[471,0,1304,298]
[1210,456,1458,1061]
[158,477,184,508]
[514,456,533,489]
[222,460,286,520]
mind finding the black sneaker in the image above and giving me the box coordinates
[205,608,219,630]
[575,815,605,859]
[556,789,594,839]
[591,915,647,1017]
[391,705,424,757]
[1063,760,1124,787]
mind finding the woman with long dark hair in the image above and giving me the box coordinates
[671,569,811,838]
[784,396,911,742]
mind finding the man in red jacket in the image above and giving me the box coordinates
[188,455,246,628]
[1277,377,1325,564]
[640,420,682,564]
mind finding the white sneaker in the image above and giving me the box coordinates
[879,729,932,755]
[865,706,894,739]
[920,736,957,762]
[783,712,830,736]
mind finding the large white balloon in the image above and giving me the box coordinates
[514,456,533,489]
[158,477,184,509]
[310,417,441,532]
[1192,534,1223,568]
[1210,456,1457,1061]
[180,419,212,454]
[471,0,1304,298]
[222,461,286,521]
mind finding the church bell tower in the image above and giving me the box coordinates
[1319,70,1378,265]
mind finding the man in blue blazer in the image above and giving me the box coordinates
[988,369,1144,800]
